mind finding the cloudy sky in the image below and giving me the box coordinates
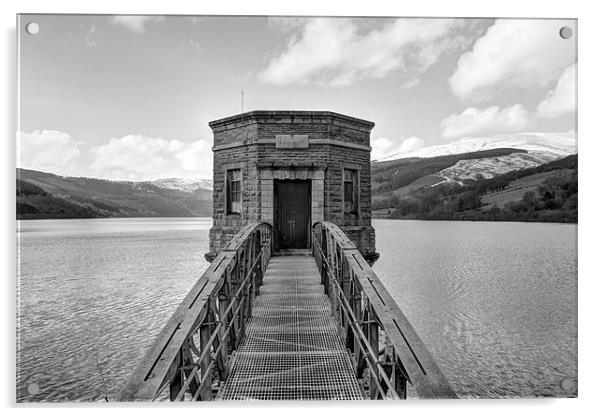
[18,15,576,181]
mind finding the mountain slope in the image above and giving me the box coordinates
[371,147,527,196]
[17,179,107,219]
[374,132,576,162]
[374,154,577,223]
[372,133,576,207]
[438,152,558,182]
[16,169,212,219]
[148,178,213,192]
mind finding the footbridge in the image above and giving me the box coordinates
[120,222,457,401]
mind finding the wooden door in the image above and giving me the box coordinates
[274,180,311,250]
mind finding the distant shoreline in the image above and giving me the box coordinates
[373,216,577,224]
[17,215,576,225]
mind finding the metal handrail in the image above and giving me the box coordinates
[119,222,273,401]
[312,221,457,399]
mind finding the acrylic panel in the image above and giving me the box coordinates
[16,14,577,402]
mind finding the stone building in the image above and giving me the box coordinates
[205,111,378,264]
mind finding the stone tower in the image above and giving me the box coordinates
[206,111,378,264]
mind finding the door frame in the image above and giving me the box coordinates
[273,179,312,251]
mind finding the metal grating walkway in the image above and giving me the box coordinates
[218,255,363,400]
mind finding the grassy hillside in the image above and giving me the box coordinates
[17,179,108,219]
[377,154,577,223]
[371,148,527,196]
[17,169,212,220]
[480,170,569,207]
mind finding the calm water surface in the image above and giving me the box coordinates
[17,218,211,402]
[373,220,577,398]
[16,218,577,401]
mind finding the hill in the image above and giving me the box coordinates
[374,132,575,162]
[372,148,528,198]
[375,155,577,223]
[147,178,213,192]
[16,169,212,220]
[372,132,576,214]
[17,179,107,219]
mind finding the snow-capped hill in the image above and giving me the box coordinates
[439,152,558,182]
[150,178,213,192]
[376,132,576,162]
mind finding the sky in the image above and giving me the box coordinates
[17,15,576,181]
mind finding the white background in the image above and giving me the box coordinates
[2,0,599,415]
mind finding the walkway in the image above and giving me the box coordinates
[217,255,363,400]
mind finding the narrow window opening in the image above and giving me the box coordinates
[343,169,358,215]
[226,169,241,215]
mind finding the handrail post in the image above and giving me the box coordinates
[198,313,214,400]
[350,279,363,378]
[217,290,231,373]
[366,307,380,399]
[211,299,227,382]
[168,354,183,401]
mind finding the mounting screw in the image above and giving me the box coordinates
[25,22,40,35]
[559,26,573,39]
[27,382,40,395]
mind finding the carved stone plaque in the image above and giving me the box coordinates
[275,135,309,149]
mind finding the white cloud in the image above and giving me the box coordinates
[18,130,81,174]
[110,16,165,34]
[441,104,530,139]
[537,63,576,119]
[449,19,576,100]
[371,136,425,160]
[90,134,211,181]
[371,137,393,160]
[18,130,213,181]
[260,18,472,86]
[395,137,425,154]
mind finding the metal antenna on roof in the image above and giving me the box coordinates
[241,90,244,113]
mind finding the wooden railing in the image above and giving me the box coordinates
[312,221,457,399]
[119,222,273,401]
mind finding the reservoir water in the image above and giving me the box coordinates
[16,218,577,401]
